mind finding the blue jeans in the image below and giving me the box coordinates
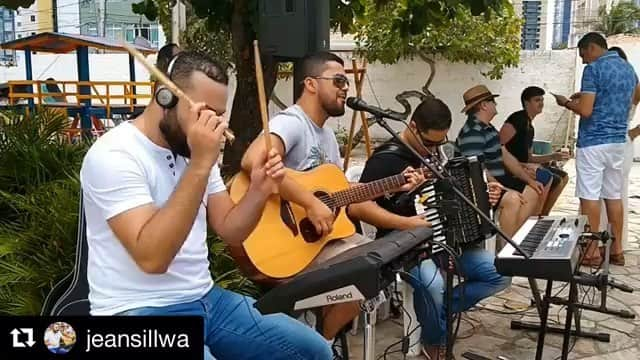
[407,248,511,346]
[120,286,332,360]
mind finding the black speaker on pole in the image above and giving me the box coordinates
[258,0,331,101]
[258,0,330,60]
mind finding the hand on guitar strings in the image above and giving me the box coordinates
[306,198,335,238]
[248,148,286,196]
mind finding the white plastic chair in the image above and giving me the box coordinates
[345,165,423,355]
[398,273,423,356]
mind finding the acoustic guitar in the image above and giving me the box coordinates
[228,163,431,280]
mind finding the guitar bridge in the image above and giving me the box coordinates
[280,200,298,236]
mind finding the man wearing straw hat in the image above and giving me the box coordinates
[456,85,546,239]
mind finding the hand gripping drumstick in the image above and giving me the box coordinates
[122,42,235,143]
[253,40,271,153]
[253,40,279,194]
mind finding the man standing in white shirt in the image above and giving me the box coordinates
[80,51,331,360]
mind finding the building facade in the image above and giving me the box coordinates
[552,0,572,48]
[1,7,16,63]
[516,0,554,50]
[14,0,54,39]
[57,0,80,34]
[79,0,165,48]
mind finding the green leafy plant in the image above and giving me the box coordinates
[208,234,260,297]
[0,108,257,315]
[0,108,87,315]
[595,1,640,36]
[353,1,522,79]
[129,0,517,177]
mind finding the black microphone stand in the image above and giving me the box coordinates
[371,116,531,360]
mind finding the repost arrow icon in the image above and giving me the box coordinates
[21,328,35,347]
[10,328,25,348]
[10,328,35,348]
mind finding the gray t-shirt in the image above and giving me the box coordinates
[269,105,341,171]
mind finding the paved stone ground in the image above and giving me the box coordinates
[345,158,640,360]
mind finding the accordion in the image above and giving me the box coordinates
[414,155,493,251]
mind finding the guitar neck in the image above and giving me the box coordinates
[331,168,427,208]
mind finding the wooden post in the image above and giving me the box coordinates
[343,57,371,172]
[129,54,137,105]
[359,59,372,158]
[24,47,34,110]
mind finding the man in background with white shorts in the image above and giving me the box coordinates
[554,32,638,266]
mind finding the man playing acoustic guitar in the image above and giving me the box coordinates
[241,51,426,339]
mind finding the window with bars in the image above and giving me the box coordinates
[521,1,542,50]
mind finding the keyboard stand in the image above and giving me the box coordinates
[510,231,635,360]
[361,297,379,360]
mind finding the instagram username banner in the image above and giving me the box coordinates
[0,316,203,360]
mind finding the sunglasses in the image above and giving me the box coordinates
[306,74,350,89]
[420,134,449,147]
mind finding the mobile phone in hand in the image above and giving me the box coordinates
[536,167,553,186]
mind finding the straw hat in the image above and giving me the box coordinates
[461,85,499,113]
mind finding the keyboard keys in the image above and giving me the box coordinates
[512,219,554,257]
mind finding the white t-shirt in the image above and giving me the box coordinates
[45,331,62,348]
[80,122,226,315]
[269,105,342,171]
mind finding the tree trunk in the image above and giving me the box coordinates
[221,0,279,178]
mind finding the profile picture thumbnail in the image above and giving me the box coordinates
[44,321,76,354]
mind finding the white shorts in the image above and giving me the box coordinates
[575,143,625,200]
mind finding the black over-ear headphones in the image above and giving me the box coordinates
[155,53,180,109]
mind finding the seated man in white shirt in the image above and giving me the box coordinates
[80,51,332,360]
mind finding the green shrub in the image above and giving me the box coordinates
[0,108,256,315]
[0,108,86,315]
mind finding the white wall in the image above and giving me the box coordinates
[271,49,577,147]
[0,47,583,151]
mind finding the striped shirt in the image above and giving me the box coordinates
[456,115,506,178]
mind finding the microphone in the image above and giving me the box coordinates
[346,97,406,121]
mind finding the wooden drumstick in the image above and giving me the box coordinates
[253,40,271,153]
[122,42,235,143]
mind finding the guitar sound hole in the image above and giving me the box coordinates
[300,218,321,243]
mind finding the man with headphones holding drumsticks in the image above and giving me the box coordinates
[80,51,333,359]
